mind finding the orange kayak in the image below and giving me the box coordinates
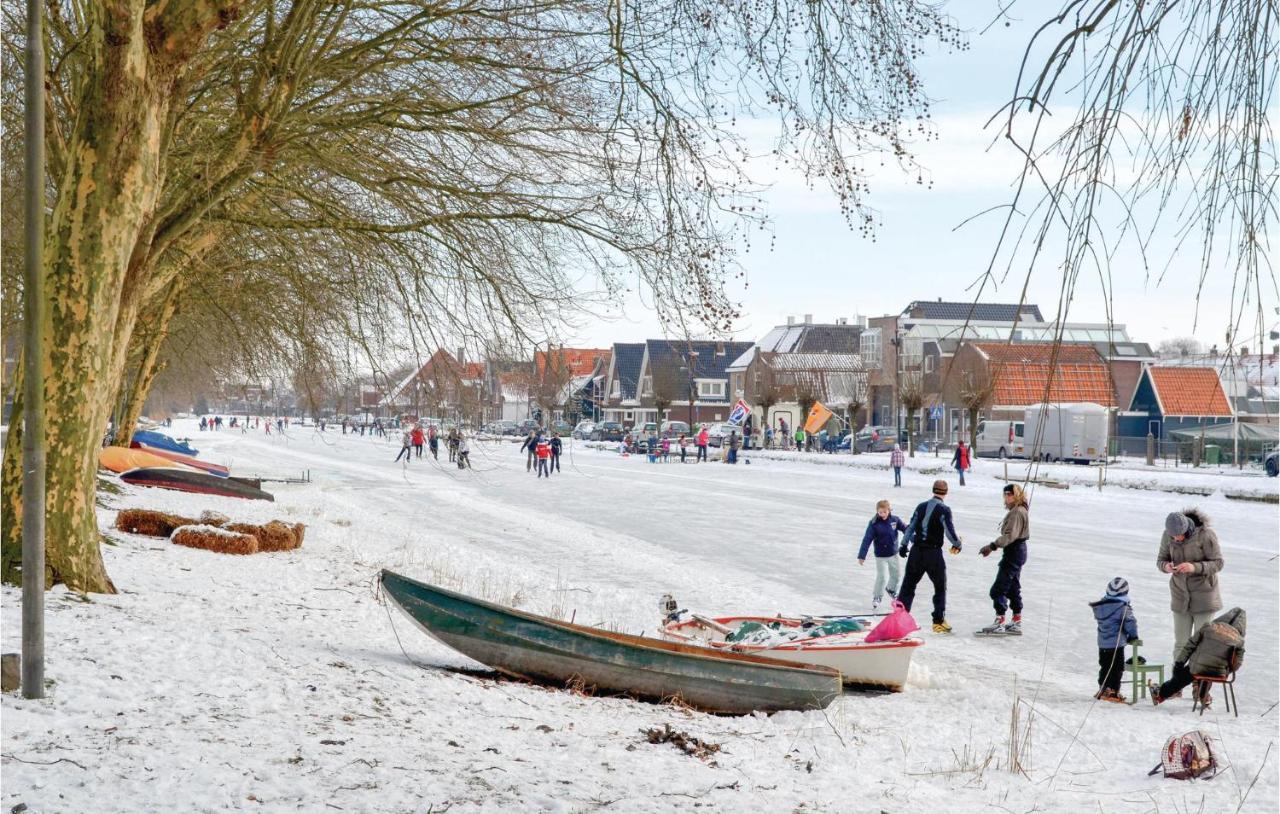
[99,446,198,474]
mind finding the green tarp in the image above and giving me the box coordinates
[1168,423,1278,445]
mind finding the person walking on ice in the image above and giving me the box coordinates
[858,500,908,609]
[393,427,413,463]
[1089,577,1139,703]
[976,483,1031,636]
[535,435,552,478]
[897,480,962,634]
[1157,508,1223,664]
[890,443,905,487]
[951,439,970,485]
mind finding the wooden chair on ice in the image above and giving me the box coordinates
[1123,639,1165,706]
[1192,646,1240,718]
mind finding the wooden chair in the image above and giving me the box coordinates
[1192,647,1239,717]
[1123,639,1165,705]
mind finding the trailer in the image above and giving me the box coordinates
[1023,402,1109,464]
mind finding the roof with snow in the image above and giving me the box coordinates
[905,300,1043,322]
[1141,367,1234,417]
[973,342,1115,407]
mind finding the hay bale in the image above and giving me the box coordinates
[292,523,306,548]
[198,510,229,527]
[171,524,259,555]
[226,520,301,552]
[115,509,198,538]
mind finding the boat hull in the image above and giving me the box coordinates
[130,443,229,477]
[132,430,199,456]
[121,467,274,501]
[100,446,198,475]
[380,570,841,714]
[664,616,922,691]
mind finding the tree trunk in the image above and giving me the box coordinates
[968,408,980,450]
[114,283,181,448]
[906,407,917,457]
[1,357,26,585]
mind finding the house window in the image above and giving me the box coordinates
[625,411,634,421]
[641,376,652,397]
[924,355,935,373]
[860,329,882,369]
[610,379,620,398]
[697,380,725,398]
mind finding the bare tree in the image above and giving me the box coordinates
[899,371,925,458]
[1157,337,1205,358]
[748,355,782,435]
[955,355,998,452]
[650,361,685,425]
[989,1,1277,360]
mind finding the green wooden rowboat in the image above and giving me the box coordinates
[380,569,842,714]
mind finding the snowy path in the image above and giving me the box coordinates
[3,421,1277,813]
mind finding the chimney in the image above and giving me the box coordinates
[836,317,848,326]
[803,314,813,324]
[786,315,795,326]
[456,347,465,365]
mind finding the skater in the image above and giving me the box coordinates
[549,433,562,473]
[794,426,805,451]
[1150,607,1245,708]
[456,434,471,469]
[977,483,1031,636]
[659,436,671,462]
[394,427,413,463]
[951,440,970,485]
[200,416,208,431]
[411,423,425,458]
[678,433,688,463]
[1090,577,1140,703]
[448,428,460,463]
[890,443,905,487]
[535,435,552,478]
[428,424,439,459]
[696,425,709,462]
[857,500,908,608]
[726,431,740,464]
[521,430,538,472]
[897,480,963,634]
[1157,508,1223,664]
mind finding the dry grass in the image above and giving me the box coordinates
[115,509,198,537]
[171,525,259,555]
[226,521,304,552]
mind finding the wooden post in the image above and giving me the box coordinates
[1145,432,1155,467]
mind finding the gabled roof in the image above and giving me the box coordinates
[1145,367,1233,417]
[905,301,1044,322]
[534,348,611,378]
[972,342,1115,407]
[645,339,755,383]
[610,343,646,400]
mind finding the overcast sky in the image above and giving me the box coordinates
[562,0,1278,354]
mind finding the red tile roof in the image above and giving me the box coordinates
[974,343,1116,407]
[535,348,611,378]
[1147,367,1232,416]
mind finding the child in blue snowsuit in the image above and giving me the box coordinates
[1090,577,1139,702]
[857,500,909,609]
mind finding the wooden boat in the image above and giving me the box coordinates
[663,615,922,691]
[379,570,841,714]
[121,467,274,501]
[99,446,198,475]
[129,443,229,477]
[132,430,199,456]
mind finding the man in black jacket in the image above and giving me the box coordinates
[898,479,963,633]
[549,433,562,473]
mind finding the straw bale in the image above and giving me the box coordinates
[114,509,198,538]
[171,524,259,555]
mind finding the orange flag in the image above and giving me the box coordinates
[803,401,834,434]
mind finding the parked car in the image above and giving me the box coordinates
[660,420,690,439]
[517,418,541,435]
[591,421,625,442]
[704,422,739,448]
[572,421,596,439]
[1266,450,1278,477]
[975,419,1026,459]
[854,425,898,452]
[551,420,573,436]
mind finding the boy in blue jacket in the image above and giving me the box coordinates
[858,500,909,609]
[1090,577,1139,703]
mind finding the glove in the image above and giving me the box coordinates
[898,544,909,558]
[980,544,995,557]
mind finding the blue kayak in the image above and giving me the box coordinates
[132,430,199,457]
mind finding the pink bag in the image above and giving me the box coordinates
[864,601,920,643]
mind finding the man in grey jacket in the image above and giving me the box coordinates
[1157,508,1223,663]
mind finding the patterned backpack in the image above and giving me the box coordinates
[1148,731,1218,780]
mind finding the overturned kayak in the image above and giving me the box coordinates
[121,467,274,501]
[132,430,199,456]
[663,615,922,691]
[100,446,198,475]
[380,570,842,714]
[130,442,229,477]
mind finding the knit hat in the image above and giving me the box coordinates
[1165,512,1193,539]
[1106,577,1129,598]
[932,479,948,496]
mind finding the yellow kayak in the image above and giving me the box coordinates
[99,446,198,474]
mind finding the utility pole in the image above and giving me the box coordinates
[22,0,47,700]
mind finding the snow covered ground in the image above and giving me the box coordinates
[3,419,1277,813]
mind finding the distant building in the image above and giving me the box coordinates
[1119,366,1235,440]
[601,339,753,427]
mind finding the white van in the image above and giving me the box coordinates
[1024,402,1109,463]
[975,420,1026,459]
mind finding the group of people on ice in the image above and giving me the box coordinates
[857,477,1244,709]
[520,430,563,478]
[395,423,469,468]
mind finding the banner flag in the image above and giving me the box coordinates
[727,399,751,426]
[803,401,834,434]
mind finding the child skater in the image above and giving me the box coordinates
[857,499,908,609]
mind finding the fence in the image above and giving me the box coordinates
[1109,435,1277,468]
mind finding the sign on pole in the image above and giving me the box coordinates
[727,399,750,426]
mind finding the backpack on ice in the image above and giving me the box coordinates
[1148,731,1218,780]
